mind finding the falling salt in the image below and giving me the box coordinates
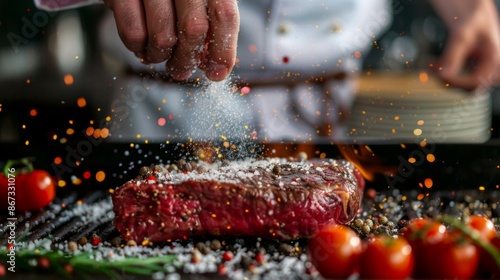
[177,77,260,160]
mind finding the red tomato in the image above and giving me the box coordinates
[360,235,414,279]
[401,218,447,244]
[308,225,362,279]
[477,235,500,278]
[400,218,447,279]
[0,169,55,212]
[415,232,479,279]
[467,215,496,242]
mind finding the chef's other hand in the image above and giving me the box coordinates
[431,0,500,90]
[103,0,239,81]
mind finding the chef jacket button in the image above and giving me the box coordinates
[330,21,343,33]
[278,22,290,34]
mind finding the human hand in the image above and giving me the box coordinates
[431,0,500,90]
[103,0,239,81]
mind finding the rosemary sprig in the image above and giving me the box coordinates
[1,243,177,279]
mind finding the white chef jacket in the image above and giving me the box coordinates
[35,0,392,143]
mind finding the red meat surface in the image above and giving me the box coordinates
[112,158,365,243]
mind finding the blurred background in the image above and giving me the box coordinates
[0,0,499,191]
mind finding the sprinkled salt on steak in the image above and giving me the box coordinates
[112,158,365,243]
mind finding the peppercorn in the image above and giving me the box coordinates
[278,243,295,256]
[139,166,151,176]
[272,165,281,175]
[353,218,363,228]
[67,241,78,252]
[364,219,374,228]
[90,233,101,246]
[222,251,234,262]
[378,215,389,225]
[190,161,198,170]
[218,264,227,275]
[195,242,211,255]
[210,239,222,251]
[168,164,178,172]
[386,221,395,229]
[110,237,122,247]
[255,252,266,264]
[191,250,202,263]
[78,236,88,246]
[197,165,207,173]
[153,165,163,173]
[362,224,371,235]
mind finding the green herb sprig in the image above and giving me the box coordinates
[1,243,177,279]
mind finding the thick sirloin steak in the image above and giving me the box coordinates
[112,158,365,243]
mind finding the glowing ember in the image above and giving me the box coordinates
[240,86,251,95]
[95,171,106,182]
[426,154,436,163]
[158,117,166,126]
[100,128,109,138]
[64,74,74,85]
[424,178,433,188]
[419,72,429,83]
[248,44,257,53]
[77,97,87,108]
[86,127,94,136]
[58,180,66,187]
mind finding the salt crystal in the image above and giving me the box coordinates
[165,273,181,280]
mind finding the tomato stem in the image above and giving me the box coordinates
[3,157,36,176]
[439,216,500,269]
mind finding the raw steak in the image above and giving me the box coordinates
[112,158,365,243]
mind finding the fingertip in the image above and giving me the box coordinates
[205,65,230,81]
[170,71,194,82]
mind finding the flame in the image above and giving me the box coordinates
[337,144,397,181]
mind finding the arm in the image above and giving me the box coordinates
[103,0,239,82]
[35,0,102,11]
[430,0,500,89]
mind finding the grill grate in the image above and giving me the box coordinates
[1,191,118,246]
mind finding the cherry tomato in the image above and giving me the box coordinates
[467,215,496,242]
[308,225,362,279]
[0,161,55,212]
[479,236,500,277]
[401,218,447,244]
[360,235,414,279]
[400,218,447,279]
[415,231,479,279]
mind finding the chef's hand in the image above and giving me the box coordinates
[103,0,239,81]
[431,0,500,90]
